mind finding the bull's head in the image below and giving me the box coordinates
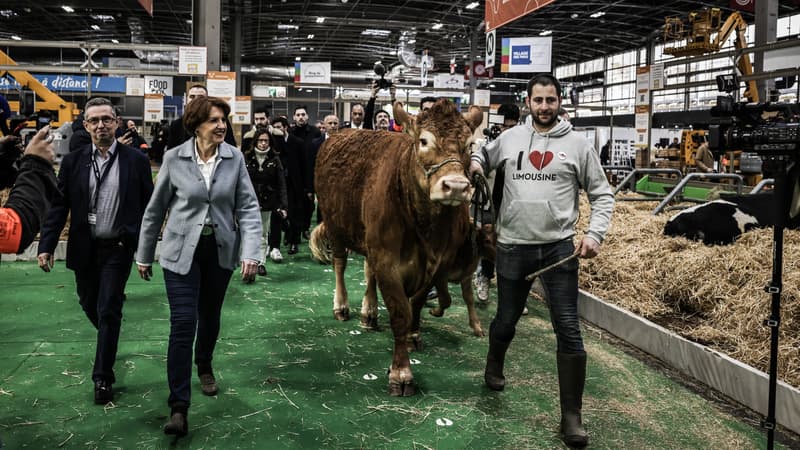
[394,100,483,206]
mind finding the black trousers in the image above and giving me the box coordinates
[74,238,133,384]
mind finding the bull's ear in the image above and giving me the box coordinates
[394,102,415,131]
[464,106,483,131]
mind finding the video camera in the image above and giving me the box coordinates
[373,63,393,90]
[483,124,502,142]
[708,95,800,157]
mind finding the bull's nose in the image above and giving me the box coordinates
[441,179,470,196]
[431,174,473,204]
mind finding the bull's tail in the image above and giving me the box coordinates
[309,223,333,264]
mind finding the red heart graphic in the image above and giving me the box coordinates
[529,151,553,170]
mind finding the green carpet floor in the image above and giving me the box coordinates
[0,243,790,449]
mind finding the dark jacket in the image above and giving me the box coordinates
[2,155,59,253]
[68,118,92,153]
[38,143,154,272]
[245,149,288,212]
[167,115,237,149]
[274,133,309,215]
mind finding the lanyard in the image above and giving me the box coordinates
[91,150,118,213]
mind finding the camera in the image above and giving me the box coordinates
[373,63,393,90]
[708,96,800,157]
[483,124,502,142]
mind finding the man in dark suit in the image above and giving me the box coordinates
[271,117,309,255]
[166,85,236,149]
[37,97,154,405]
[289,105,321,242]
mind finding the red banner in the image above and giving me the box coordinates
[138,0,153,16]
[485,0,556,32]
[728,0,754,12]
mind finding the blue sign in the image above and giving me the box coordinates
[511,45,532,65]
[0,74,127,93]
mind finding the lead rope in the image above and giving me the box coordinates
[470,171,494,255]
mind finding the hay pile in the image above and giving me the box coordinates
[579,196,799,388]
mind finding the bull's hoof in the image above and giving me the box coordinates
[360,315,379,330]
[429,307,444,318]
[388,380,416,397]
[472,327,485,337]
[333,308,350,321]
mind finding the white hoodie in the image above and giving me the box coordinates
[472,118,614,245]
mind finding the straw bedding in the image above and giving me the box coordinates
[579,195,799,388]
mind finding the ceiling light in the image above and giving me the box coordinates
[0,10,16,18]
[307,34,314,39]
[300,47,307,51]
[589,11,605,18]
[593,38,601,42]
[466,2,479,9]
[316,17,325,23]
[111,39,119,44]
[489,84,496,88]
[361,29,391,36]
[539,30,552,36]
[295,56,301,61]
[91,14,115,22]
[341,0,348,3]
[61,5,74,13]
[11,35,21,41]
[432,23,443,30]
[278,24,299,30]
[408,39,416,44]
[570,13,579,19]
[91,24,101,31]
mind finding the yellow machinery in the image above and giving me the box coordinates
[663,8,759,103]
[680,129,707,169]
[0,49,79,127]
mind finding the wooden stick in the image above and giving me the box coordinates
[524,254,579,281]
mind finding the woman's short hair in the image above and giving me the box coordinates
[183,96,231,134]
[249,128,275,153]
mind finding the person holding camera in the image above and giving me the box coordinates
[470,74,614,448]
[0,127,59,254]
[37,97,154,406]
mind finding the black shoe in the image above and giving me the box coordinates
[164,410,188,437]
[94,380,113,405]
[288,244,299,255]
[257,264,267,276]
[199,372,219,396]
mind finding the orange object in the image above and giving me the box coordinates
[0,207,22,253]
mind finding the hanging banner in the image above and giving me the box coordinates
[474,89,491,107]
[251,84,287,98]
[179,46,208,75]
[466,61,493,80]
[0,74,126,93]
[650,63,666,90]
[501,37,552,73]
[636,66,650,106]
[728,0,754,12]
[144,76,173,96]
[293,62,331,85]
[144,94,164,122]
[126,78,145,96]
[206,71,236,106]
[486,0,556,32]
[232,96,252,125]
[635,105,650,147]
[433,73,465,90]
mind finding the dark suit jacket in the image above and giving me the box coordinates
[38,143,154,272]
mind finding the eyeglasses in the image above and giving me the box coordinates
[85,116,115,126]
[256,139,270,143]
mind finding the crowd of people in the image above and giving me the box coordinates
[0,74,612,447]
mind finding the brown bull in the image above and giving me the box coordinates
[310,99,482,396]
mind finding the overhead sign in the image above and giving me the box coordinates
[144,76,173,96]
[294,62,331,85]
[636,66,650,105]
[126,77,145,96]
[207,71,236,106]
[466,61,494,80]
[485,0,556,32]
[474,89,491,107]
[650,63,666,90]
[0,74,126,93]
[251,84,287,98]
[144,94,164,122]
[635,105,650,147]
[485,30,496,69]
[433,73,465,90]
[501,37,552,73]
[179,46,207,75]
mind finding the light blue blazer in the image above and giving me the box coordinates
[137,139,263,275]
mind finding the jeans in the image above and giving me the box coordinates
[162,234,233,408]
[491,239,583,354]
[74,238,133,384]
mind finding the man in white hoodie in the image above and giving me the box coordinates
[469,73,614,448]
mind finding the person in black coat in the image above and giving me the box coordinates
[37,97,154,406]
[289,106,321,242]
[271,117,308,255]
[244,129,287,275]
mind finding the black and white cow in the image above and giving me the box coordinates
[663,192,798,245]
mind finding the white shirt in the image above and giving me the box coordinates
[196,145,219,224]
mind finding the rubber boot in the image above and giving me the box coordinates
[557,351,588,447]
[484,336,510,391]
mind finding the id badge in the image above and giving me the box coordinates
[87,213,97,225]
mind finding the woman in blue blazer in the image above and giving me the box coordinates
[136,96,262,437]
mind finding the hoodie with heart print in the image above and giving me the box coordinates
[471,117,614,246]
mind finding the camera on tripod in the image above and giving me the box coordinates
[483,124,502,142]
[373,63,393,90]
[708,95,800,158]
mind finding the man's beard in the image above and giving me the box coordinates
[532,112,557,129]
